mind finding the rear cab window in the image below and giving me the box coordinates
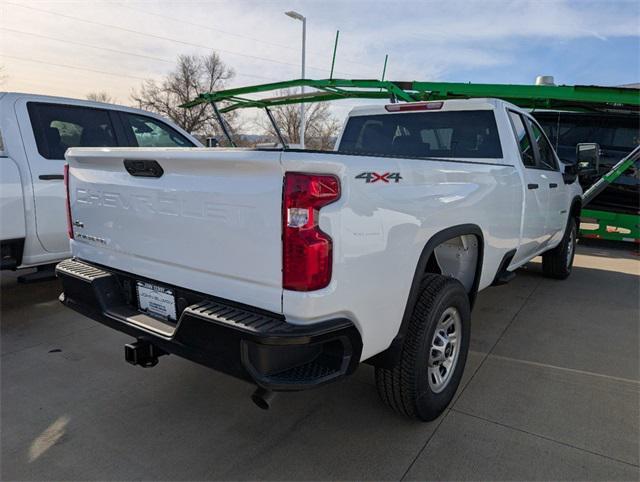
[121,113,194,147]
[27,102,118,160]
[338,110,503,159]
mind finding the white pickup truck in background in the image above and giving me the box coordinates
[0,93,201,280]
[57,98,582,421]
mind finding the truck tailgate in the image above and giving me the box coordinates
[66,148,284,313]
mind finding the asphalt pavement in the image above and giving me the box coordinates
[1,242,638,481]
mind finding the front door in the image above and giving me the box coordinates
[528,119,567,246]
[507,110,550,263]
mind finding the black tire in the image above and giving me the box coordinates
[375,274,470,421]
[542,217,577,280]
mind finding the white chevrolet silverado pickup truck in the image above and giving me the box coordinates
[0,92,200,279]
[56,99,582,420]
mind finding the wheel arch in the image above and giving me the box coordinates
[367,224,484,369]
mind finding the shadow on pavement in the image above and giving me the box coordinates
[578,238,639,260]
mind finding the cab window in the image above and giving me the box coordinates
[528,119,559,170]
[338,110,503,158]
[122,113,194,147]
[27,102,118,160]
[507,111,536,167]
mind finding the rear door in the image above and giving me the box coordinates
[16,100,122,253]
[507,110,550,262]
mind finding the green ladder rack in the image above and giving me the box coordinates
[183,78,639,242]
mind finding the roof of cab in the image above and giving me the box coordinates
[0,91,142,113]
[0,91,202,146]
[347,98,513,117]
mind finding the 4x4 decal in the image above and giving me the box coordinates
[355,172,402,183]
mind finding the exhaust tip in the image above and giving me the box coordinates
[251,387,276,410]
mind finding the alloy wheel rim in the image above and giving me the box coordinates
[427,306,462,393]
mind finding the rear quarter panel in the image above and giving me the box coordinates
[1,95,43,267]
[281,151,522,359]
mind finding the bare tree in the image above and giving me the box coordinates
[257,91,341,150]
[131,52,234,140]
[86,91,115,103]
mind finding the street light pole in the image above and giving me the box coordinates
[285,10,306,148]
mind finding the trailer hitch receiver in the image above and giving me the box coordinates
[124,340,166,367]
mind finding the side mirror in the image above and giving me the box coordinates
[576,142,600,173]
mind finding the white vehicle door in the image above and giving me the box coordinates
[15,100,121,254]
[507,110,550,263]
[527,118,567,246]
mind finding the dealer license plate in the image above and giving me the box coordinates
[136,281,177,321]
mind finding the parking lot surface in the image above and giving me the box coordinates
[1,243,639,481]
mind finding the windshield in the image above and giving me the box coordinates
[338,110,503,159]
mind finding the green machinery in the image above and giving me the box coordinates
[580,146,639,242]
[183,78,640,242]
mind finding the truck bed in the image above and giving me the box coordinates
[66,145,521,358]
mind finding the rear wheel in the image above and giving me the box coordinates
[375,274,470,421]
[542,217,577,280]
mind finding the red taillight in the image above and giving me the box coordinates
[384,101,443,112]
[64,163,73,239]
[283,172,340,291]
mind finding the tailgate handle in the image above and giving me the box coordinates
[124,159,164,178]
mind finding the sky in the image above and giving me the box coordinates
[1,0,639,122]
